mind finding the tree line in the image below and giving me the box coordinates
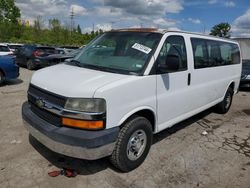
[0,0,103,46]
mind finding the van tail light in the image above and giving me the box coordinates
[32,50,43,57]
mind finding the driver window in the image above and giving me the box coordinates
[157,35,187,73]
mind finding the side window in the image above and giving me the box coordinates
[207,40,222,66]
[157,35,187,73]
[220,43,232,64]
[192,38,241,69]
[220,43,240,65]
[191,38,209,69]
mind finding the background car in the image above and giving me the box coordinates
[0,44,13,56]
[33,48,81,68]
[0,56,19,85]
[16,45,59,70]
[7,43,23,55]
[240,59,250,88]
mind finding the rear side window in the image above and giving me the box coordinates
[191,39,208,68]
[191,38,240,69]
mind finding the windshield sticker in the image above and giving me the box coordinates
[132,43,152,54]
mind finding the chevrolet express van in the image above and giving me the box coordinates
[22,29,241,172]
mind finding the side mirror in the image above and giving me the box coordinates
[158,54,180,73]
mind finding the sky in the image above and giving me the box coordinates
[15,0,250,37]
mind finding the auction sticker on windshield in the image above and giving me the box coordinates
[132,43,152,54]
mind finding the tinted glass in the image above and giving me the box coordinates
[157,35,187,72]
[191,38,240,69]
[191,39,208,68]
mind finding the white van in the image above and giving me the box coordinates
[22,29,241,172]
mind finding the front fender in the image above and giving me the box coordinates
[118,106,157,133]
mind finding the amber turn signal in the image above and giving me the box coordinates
[62,118,104,130]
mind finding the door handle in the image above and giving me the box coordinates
[188,73,191,86]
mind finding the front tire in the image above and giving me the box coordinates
[110,116,152,172]
[216,87,233,114]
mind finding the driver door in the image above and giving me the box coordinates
[156,34,193,132]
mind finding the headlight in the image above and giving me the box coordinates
[64,98,106,113]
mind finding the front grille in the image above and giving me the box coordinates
[30,104,61,126]
[28,84,66,107]
[28,84,65,126]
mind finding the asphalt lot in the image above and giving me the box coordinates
[0,67,250,188]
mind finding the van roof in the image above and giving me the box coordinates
[110,28,237,43]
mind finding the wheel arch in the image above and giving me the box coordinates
[225,81,235,96]
[220,81,235,103]
[118,107,157,133]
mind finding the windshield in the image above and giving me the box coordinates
[0,45,10,52]
[74,32,162,75]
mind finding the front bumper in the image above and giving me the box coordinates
[22,102,119,160]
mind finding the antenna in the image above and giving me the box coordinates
[110,21,115,29]
[70,8,75,36]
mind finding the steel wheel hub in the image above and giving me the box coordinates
[127,129,147,161]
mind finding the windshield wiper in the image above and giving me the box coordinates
[69,59,82,67]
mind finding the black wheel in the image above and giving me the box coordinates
[110,116,152,172]
[27,60,35,70]
[0,71,4,86]
[216,87,233,114]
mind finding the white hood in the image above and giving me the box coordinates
[31,64,127,98]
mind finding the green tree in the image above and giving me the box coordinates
[77,24,82,34]
[0,0,20,23]
[210,23,231,38]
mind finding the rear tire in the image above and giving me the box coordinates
[110,116,152,172]
[216,87,233,114]
[27,60,35,70]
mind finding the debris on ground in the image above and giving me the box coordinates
[201,130,208,136]
[48,168,77,178]
[10,140,22,144]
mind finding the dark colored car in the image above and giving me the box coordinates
[16,45,58,70]
[0,56,19,85]
[30,48,82,69]
[240,60,250,88]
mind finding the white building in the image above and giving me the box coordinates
[233,38,250,60]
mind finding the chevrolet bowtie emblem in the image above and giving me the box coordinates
[35,98,45,109]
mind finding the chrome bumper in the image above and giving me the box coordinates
[23,119,116,160]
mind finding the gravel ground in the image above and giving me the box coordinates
[0,67,250,188]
